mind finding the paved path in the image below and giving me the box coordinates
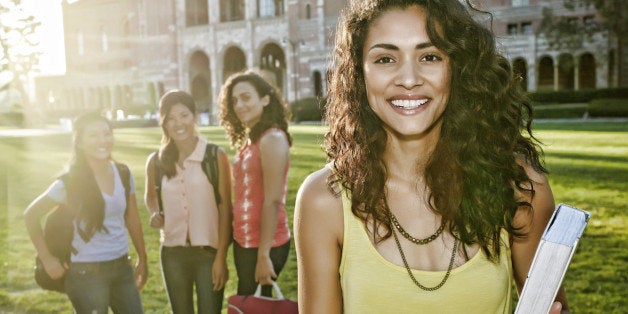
[0,128,70,138]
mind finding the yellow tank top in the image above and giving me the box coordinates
[339,190,513,313]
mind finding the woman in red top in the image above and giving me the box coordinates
[219,70,292,297]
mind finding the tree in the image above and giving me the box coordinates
[540,0,627,86]
[0,0,41,126]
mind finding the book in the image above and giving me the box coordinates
[514,203,590,314]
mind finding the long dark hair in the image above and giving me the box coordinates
[218,70,292,150]
[157,90,197,179]
[66,112,113,242]
[325,0,546,261]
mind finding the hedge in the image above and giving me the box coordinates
[588,98,628,117]
[528,87,628,104]
[291,97,325,122]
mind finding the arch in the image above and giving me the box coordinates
[260,42,286,90]
[558,53,574,90]
[538,56,554,91]
[512,58,528,91]
[223,46,247,82]
[189,50,212,113]
[578,53,596,89]
[313,70,323,97]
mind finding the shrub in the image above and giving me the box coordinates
[588,98,628,118]
[528,87,628,104]
[532,104,588,119]
[291,97,325,122]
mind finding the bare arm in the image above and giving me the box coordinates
[512,161,569,313]
[213,148,233,291]
[294,167,344,314]
[255,129,290,284]
[144,153,163,228]
[125,192,148,290]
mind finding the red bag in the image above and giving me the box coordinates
[227,282,298,314]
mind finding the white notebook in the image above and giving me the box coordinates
[514,204,590,314]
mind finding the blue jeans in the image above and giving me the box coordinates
[161,245,224,314]
[65,254,143,314]
[233,240,290,297]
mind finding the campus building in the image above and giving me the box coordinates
[33,0,625,124]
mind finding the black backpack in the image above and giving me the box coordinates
[150,143,221,215]
[34,163,131,293]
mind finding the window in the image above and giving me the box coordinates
[583,15,596,31]
[521,22,533,35]
[101,28,108,52]
[221,0,244,21]
[306,3,311,19]
[507,24,518,35]
[186,0,209,26]
[77,29,84,56]
[259,0,275,17]
[258,0,284,18]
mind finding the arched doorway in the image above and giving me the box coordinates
[558,53,574,90]
[223,46,246,82]
[579,53,596,89]
[260,43,286,90]
[538,56,554,91]
[189,51,212,114]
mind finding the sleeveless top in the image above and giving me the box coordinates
[160,137,220,248]
[232,128,291,248]
[339,189,513,313]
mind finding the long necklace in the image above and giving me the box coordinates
[389,212,445,245]
[390,215,458,291]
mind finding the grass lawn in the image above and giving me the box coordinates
[1,122,626,313]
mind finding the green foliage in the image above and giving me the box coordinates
[291,97,325,122]
[527,87,628,104]
[532,103,588,119]
[1,123,626,313]
[588,98,628,117]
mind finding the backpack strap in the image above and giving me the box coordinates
[114,162,131,215]
[149,151,164,215]
[202,143,221,205]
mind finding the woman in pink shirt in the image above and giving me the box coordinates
[219,70,292,297]
[145,90,233,313]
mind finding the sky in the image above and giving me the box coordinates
[21,0,66,75]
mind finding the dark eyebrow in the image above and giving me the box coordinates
[368,42,434,52]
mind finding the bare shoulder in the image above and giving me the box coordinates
[260,128,289,145]
[513,157,555,232]
[295,166,344,241]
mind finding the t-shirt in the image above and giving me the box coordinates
[45,162,135,262]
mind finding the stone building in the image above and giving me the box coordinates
[33,0,624,124]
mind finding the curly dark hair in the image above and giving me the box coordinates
[325,0,546,261]
[156,90,197,179]
[218,70,292,150]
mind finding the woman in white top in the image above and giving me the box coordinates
[24,112,147,313]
